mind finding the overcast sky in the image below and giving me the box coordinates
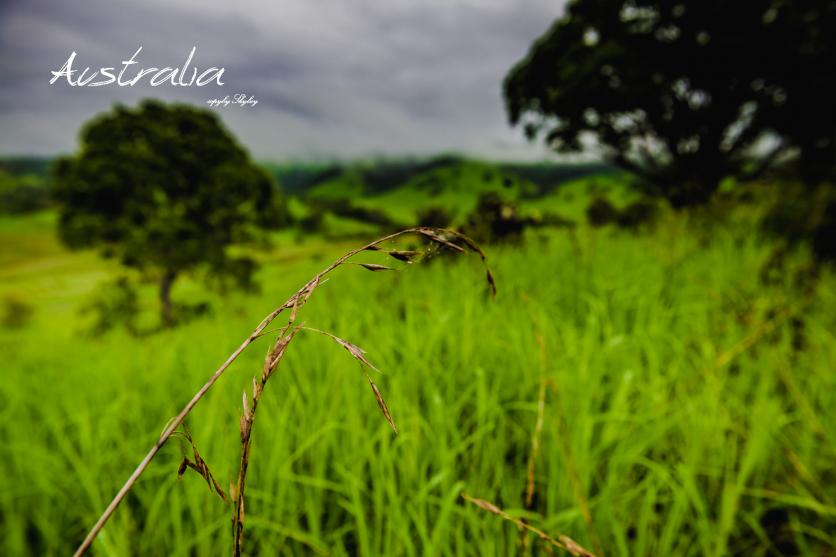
[0,0,567,161]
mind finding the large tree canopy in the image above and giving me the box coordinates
[504,0,835,206]
[54,99,286,324]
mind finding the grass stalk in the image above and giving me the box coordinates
[461,493,597,557]
[73,227,493,556]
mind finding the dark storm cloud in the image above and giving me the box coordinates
[0,0,565,159]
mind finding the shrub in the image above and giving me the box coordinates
[1,297,34,328]
[82,277,140,336]
[415,205,454,228]
[586,197,619,227]
[462,192,526,243]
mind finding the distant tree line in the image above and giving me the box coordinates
[265,155,615,198]
[0,158,52,214]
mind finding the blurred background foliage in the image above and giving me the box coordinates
[1,0,834,555]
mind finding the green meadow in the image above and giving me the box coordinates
[1,164,835,556]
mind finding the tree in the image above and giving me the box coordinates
[504,0,835,207]
[53,99,287,325]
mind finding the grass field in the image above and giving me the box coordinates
[1,187,835,555]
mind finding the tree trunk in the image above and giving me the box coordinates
[159,269,177,327]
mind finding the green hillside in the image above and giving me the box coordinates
[288,157,624,229]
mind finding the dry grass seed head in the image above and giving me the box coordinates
[74,228,494,557]
[172,427,228,503]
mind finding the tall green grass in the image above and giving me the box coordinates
[1,211,834,555]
